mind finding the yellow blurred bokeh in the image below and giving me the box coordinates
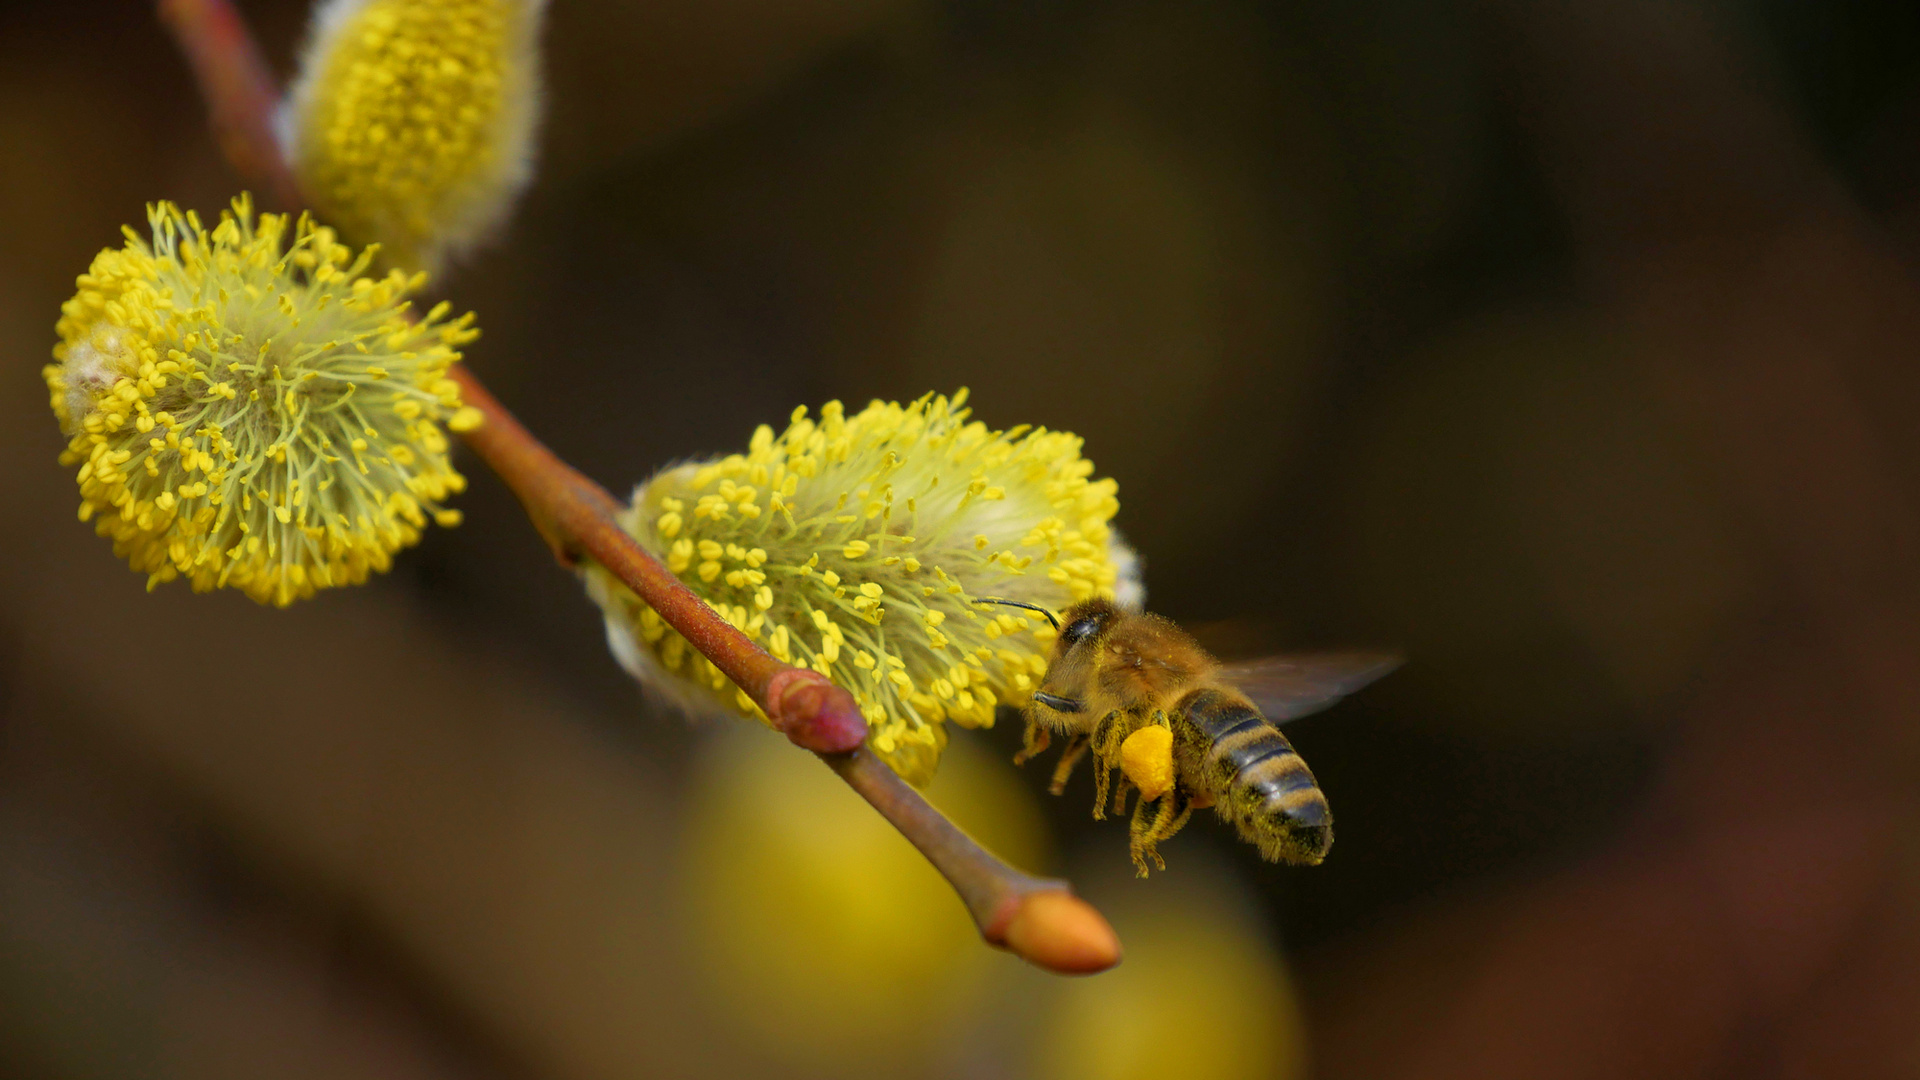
[1033,864,1307,1080]
[679,728,1046,1070]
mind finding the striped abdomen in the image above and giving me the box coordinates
[1177,686,1332,864]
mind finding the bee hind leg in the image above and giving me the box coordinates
[1128,793,1169,876]
[1162,792,1194,842]
[1046,735,1090,795]
[1128,790,1194,877]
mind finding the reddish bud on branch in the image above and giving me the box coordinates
[765,668,869,754]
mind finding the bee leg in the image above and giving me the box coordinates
[1111,775,1133,818]
[1089,712,1122,820]
[1129,790,1197,876]
[1047,735,1090,795]
[1013,718,1051,766]
[1128,794,1169,876]
[1159,789,1195,844]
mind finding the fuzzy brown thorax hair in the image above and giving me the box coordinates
[1031,598,1221,725]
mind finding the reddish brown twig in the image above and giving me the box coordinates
[155,0,1119,974]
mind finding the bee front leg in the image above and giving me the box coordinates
[1013,717,1051,766]
[1047,735,1091,795]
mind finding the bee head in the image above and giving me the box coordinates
[1029,598,1124,715]
[972,596,1119,717]
[1052,598,1120,656]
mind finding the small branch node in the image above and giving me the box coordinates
[766,668,870,754]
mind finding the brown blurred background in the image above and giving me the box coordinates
[5,0,1920,1076]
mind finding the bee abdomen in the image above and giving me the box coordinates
[1180,687,1333,864]
[1181,688,1307,788]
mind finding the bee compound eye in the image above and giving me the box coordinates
[1061,617,1100,646]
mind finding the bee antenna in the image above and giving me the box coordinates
[972,597,1061,631]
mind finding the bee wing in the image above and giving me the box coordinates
[1215,652,1401,724]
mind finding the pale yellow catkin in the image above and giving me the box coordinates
[283,0,546,273]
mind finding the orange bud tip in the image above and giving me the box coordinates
[766,667,868,753]
[995,889,1121,975]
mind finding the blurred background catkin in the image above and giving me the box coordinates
[4,0,1920,1077]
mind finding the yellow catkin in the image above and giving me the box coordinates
[585,391,1136,785]
[45,196,478,607]
[284,0,545,273]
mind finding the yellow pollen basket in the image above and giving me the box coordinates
[1120,725,1176,802]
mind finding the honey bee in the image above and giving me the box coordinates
[981,598,1396,876]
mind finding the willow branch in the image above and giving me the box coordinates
[157,0,1119,974]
